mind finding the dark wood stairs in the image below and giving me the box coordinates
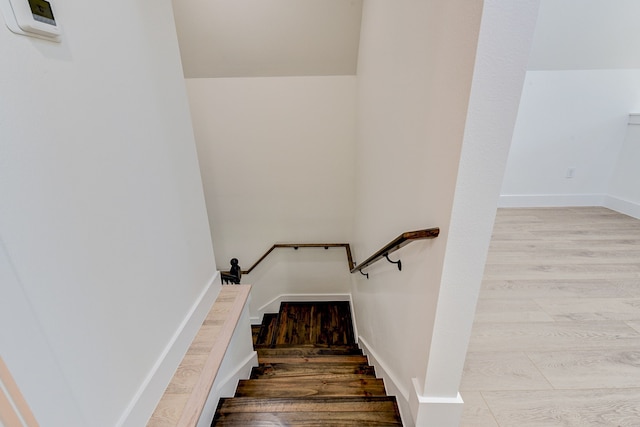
[212,301,403,426]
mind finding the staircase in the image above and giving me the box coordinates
[212,301,403,426]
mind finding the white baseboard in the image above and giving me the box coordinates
[498,193,640,220]
[116,272,221,427]
[604,195,640,220]
[357,336,413,427]
[409,379,463,427]
[498,193,606,208]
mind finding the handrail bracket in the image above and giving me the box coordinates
[384,253,402,271]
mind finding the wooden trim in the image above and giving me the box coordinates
[0,386,23,427]
[148,285,252,427]
[177,285,251,426]
[0,357,39,427]
[350,228,440,274]
[223,243,355,275]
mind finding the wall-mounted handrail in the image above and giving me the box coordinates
[220,228,439,281]
[226,243,355,275]
[350,228,440,277]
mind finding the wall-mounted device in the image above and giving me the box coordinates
[0,0,61,41]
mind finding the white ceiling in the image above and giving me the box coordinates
[172,0,363,78]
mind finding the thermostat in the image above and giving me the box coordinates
[1,0,61,40]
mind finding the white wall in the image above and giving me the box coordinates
[0,1,217,425]
[528,0,640,71]
[185,76,357,317]
[501,70,640,206]
[173,0,362,78]
[418,1,539,425]
[500,0,640,210]
[607,121,640,218]
[351,1,483,424]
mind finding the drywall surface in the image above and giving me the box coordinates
[351,0,482,422]
[0,1,216,425]
[501,70,640,204]
[173,0,362,78]
[529,0,640,70]
[185,76,357,314]
[608,122,640,216]
[422,0,540,405]
[501,1,640,208]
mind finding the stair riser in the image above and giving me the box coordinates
[257,347,363,356]
[258,355,369,365]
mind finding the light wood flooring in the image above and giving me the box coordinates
[460,207,640,427]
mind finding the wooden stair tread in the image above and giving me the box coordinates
[212,302,403,426]
[273,301,355,346]
[235,378,387,398]
[216,396,400,413]
[251,363,376,379]
[256,346,362,356]
[250,373,377,382]
[212,410,403,426]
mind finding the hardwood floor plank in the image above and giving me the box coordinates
[527,349,640,389]
[213,301,398,426]
[234,378,387,398]
[479,279,633,299]
[463,208,640,427]
[483,388,640,427]
[617,281,640,297]
[467,321,640,353]
[258,355,369,365]
[257,345,362,356]
[250,363,376,379]
[473,298,554,323]
[213,410,403,426]
[626,321,640,334]
[273,302,355,346]
[216,396,400,413]
[534,297,640,321]
[461,352,552,392]
[460,392,499,427]
[483,263,640,281]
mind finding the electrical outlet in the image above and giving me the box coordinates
[566,168,575,179]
